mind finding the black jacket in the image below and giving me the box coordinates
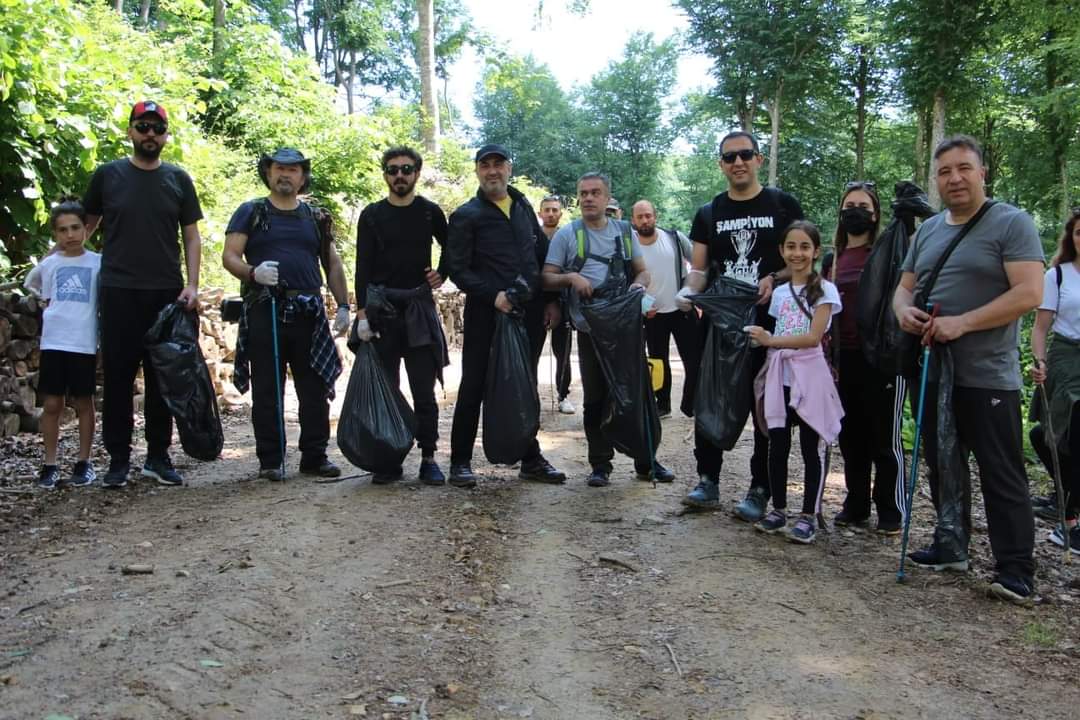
[446,185,552,307]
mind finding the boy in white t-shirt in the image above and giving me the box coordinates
[24,197,101,489]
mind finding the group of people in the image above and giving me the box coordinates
[24,99,1078,608]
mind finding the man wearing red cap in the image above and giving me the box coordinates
[83,100,203,489]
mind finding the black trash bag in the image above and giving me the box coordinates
[579,285,661,460]
[928,346,970,561]
[690,276,760,451]
[143,302,224,461]
[336,340,416,473]
[857,181,935,375]
[482,308,540,464]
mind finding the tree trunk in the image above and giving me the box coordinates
[139,0,151,26]
[767,82,783,188]
[292,0,306,51]
[114,0,123,12]
[983,114,996,198]
[914,108,927,189]
[927,88,947,209]
[212,0,225,61]
[736,92,753,134]
[442,74,453,132]
[345,51,356,115]
[417,0,440,154]
[854,47,868,180]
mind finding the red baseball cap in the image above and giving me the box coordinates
[129,100,168,123]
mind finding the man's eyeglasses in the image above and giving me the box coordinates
[845,180,877,192]
[721,149,757,164]
[133,121,167,135]
[384,164,416,176]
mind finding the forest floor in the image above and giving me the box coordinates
[1,348,1079,720]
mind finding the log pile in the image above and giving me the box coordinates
[0,293,45,438]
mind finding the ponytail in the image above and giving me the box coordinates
[803,270,824,306]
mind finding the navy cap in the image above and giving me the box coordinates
[474,143,511,163]
[258,148,312,192]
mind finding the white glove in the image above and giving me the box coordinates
[675,286,694,312]
[252,260,279,286]
[333,305,350,335]
[355,317,376,342]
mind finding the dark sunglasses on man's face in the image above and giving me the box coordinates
[133,121,167,135]
[384,164,416,176]
[721,149,757,164]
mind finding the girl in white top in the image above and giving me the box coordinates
[24,197,101,489]
[1030,211,1080,554]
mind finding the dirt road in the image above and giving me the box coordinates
[1,350,1078,719]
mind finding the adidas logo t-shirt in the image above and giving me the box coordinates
[36,251,101,354]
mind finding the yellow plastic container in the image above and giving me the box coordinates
[646,358,664,392]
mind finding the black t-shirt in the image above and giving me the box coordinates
[226,200,323,293]
[83,159,203,289]
[689,187,804,284]
[355,196,448,309]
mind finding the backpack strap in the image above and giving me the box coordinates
[1056,264,1063,314]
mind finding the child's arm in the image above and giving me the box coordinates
[23,258,47,298]
[749,303,834,350]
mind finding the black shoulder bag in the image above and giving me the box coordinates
[897,200,996,378]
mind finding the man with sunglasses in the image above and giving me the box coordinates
[676,131,804,517]
[444,143,565,488]
[354,146,450,485]
[83,100,203,489]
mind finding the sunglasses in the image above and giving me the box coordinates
[384,164,416,176]
[132,121,167,135]
[845,180,877,192]
[721,149,757,164]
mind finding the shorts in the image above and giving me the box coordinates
[38,350,97,398]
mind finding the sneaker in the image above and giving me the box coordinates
[68,461,96,488]
[557,398,575,415]
[300,459,341,478]
[372,468,403,485]
[37,465,60,490]
[733,486,769,523]
[833,509,870,529]
[681,474,720,509]
[448,464,477,489]
[142,455,183,486]
[519,456,566,484]
[789,515,817,544]
[636,462,674,483]
[989,574,1035,607]
[1034,503,1061,523]
[586,467,610,487]
[1047,524,1080,555]
[657,407,672,420]
[103,458,130,489]
[908,545,969,572]
[418,459,446,486]
[875,518,902,536]
[755,509,787,534]
[258,467,284,482]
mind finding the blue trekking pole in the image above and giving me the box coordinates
[269,287,286,477]
[897,303,939,583]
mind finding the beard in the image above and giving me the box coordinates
[132,139,163,160]
[274,178,297,195]
[391,178,416,198]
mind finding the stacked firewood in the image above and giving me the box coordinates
[0,292,45,437]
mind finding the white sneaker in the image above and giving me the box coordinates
[558,398,575,414]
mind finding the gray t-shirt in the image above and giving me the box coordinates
[900,202,1043,390]
[545,218,643,330]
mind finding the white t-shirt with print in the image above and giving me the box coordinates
[1040,263,1080,341]
[26,251,101,354]
[639,230,684,313]
[768,279,842,385]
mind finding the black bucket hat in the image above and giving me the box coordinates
[258,148,312,193]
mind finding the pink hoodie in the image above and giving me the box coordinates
[753,346,843,443]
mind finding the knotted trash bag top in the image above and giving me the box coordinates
[483,309,540,464]
[143,302,224,461]
[579,285,661,461]
[337,340,416,473]
[691,276,760,451]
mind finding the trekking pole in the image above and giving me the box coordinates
[269,288,287,477]
[897,303,939,583]
[1037,381,1071,564]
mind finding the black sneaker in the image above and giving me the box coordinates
[258,467,284,482]
[755,509,788,534]
[142,455,183,486]
[300,459,341,478]
[875,518,902,536]
[448,464,477,488]
[37,465,60,490]
[103,459,130,489]
[68,461,96,488]
[586,467,610,487]
[418,459,446,486]
[834,509,870,529]
[989,574,1035,607]
[372,468,404,485]
[908,545,969,572]
[636,462,674,483]
[1034,503,1062,523]
[519,456,567,484]
[733,486,769,522]
[681,474,720,509]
